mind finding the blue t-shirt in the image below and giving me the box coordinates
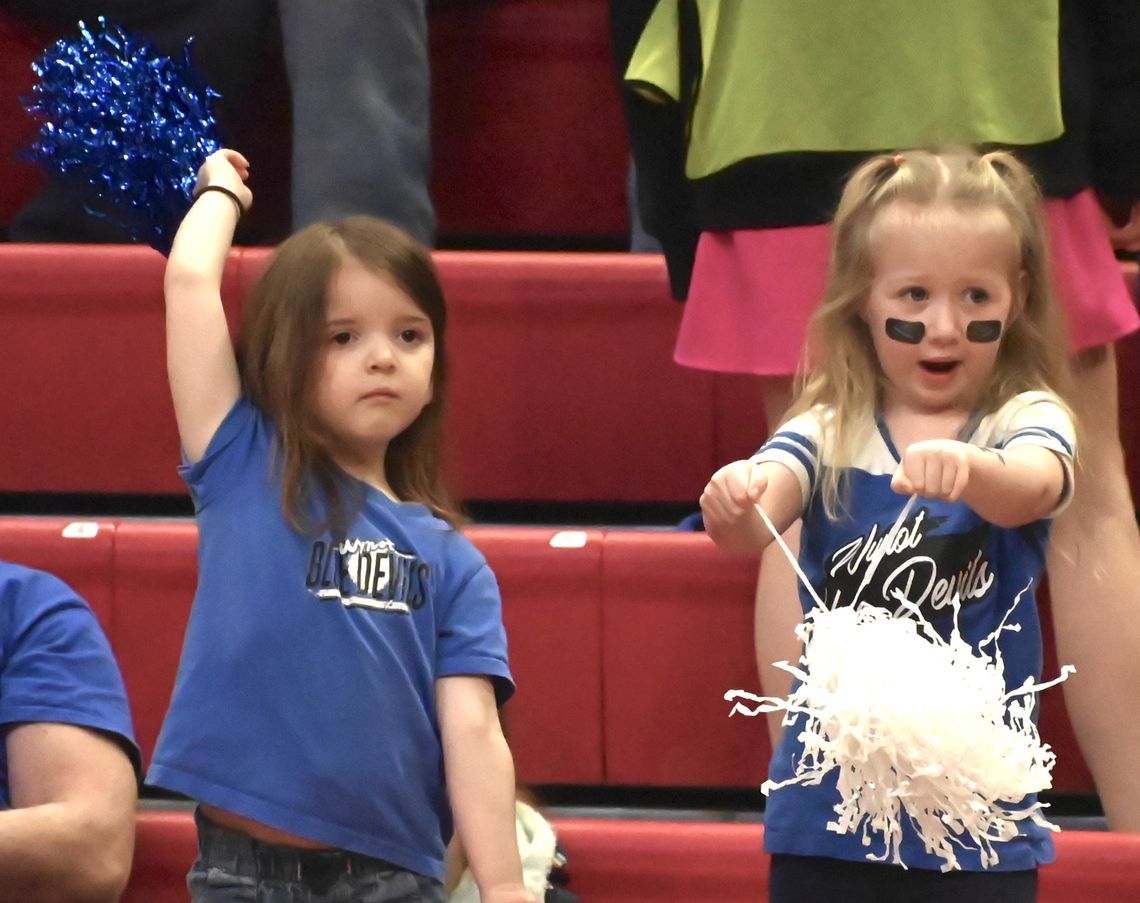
[753,391,1075,872]
[147,397,514,880]
[0,562,139,806]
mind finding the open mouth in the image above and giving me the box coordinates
[920,360,959,374]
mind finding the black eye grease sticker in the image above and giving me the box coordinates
[966,320,1002,343]
[885,318,924,344]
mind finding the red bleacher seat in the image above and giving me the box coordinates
[436,253,715,503]
[0,245,243,496]
[470,527,606,785]
[601,531,770,788]
[0,516,116,629]
[123,810,199,903]
[0,516,1100,793]
[0,245,724,503]
[111,520,200,764]
[429,0,628,240]
[0,517,609,784]
[232,247,719,503]
[544,818,769,903]
[2,248,1134,506]
[0,13,47,227]
[123,809,1140,903]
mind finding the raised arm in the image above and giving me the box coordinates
[0,723,138,903]
[892,439,1067,527]
[165,149,252,462]
[437,676,533,903]
[700,458,804,555]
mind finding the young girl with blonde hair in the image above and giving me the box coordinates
[148,149,533,903]
[702,148,1074,901]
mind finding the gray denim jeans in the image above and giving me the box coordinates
[188,809,445,903]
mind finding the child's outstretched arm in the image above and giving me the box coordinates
[892,440,1067,527]
[700,459,803,555]
[437,676,533,903]
[164,149,252,463]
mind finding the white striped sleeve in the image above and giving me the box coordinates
[750,411,823,507]
[992,391,1076,514]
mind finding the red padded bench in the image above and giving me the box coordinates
[0,517,605,786]
[0,517,1095,795]
[0,245,725,504]
[4,248,1135,506]
[123,810,1140,903]
[601,532,770,788]
[597,530,1092,795]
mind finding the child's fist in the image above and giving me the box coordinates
[892,439,972,501]
[195,148,253,212]
[700,459,768,531]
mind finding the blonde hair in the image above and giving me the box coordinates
[237,216,462,535]
[790,148,1073,516]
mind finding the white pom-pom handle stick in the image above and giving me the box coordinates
[752,493,918,610]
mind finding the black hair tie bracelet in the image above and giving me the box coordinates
[193,184,246,218]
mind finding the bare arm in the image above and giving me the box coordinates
[1103,198,1140,252]
[437,676,533,903]
[0,723,138,903]
[892,440,1067,527]
[165,149,252,462]
[700,459,804,555]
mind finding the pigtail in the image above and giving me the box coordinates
[970,150,1075,423]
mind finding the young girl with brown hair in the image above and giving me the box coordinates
[148,149,532,903]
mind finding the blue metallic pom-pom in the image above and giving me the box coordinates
[23,18,222,255]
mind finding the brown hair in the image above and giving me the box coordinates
[791,148,1073,515]
[237,216,462,534]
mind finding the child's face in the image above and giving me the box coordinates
[310,259,435,471]
[861,203,1025,417]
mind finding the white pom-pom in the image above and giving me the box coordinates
[727,587,1071,871]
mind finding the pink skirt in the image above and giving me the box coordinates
[674,189,1140,375]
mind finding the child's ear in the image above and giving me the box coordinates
[1009,269,1029,322]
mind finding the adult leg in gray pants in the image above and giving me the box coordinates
[278,0,435,246]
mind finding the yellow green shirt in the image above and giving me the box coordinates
[626,0,1063,179]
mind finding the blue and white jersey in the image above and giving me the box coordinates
[753,391,1074,871]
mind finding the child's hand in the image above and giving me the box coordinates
[892,439,973,501]
[700,459,768,533]
[195,148,253,212]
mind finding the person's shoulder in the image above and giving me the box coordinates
[984,390,1072,431]
[0,561,80,616]
[0,559,66,590]
[995,389,1066,414]
[779,403,834,432]
[763,404,841,454]
[434,524,489,574]
[387,505,487,571]
[0,561,111,649]
[179,395,276,500]
[975,389,1075,451]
